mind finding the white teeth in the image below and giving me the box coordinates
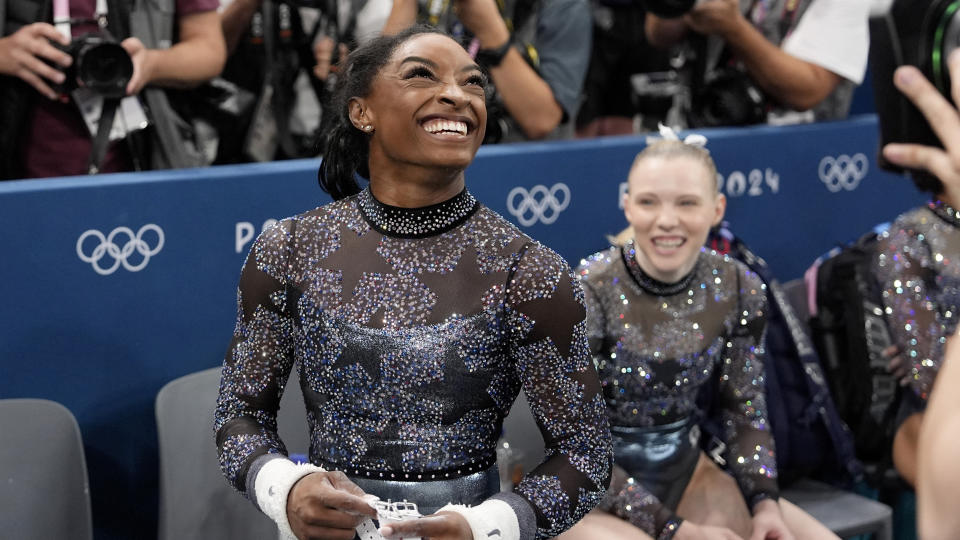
[654,238,683,247]
[423,119,468,135]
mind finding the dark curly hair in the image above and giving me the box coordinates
[317,25,445,200]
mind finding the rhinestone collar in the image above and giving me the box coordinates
[357,187,479,238]
[621,239,699,296]
[930,199,960,228]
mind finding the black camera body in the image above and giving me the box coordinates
[55,32,133,99]
[690,66,767,127]
[872,0,960,177]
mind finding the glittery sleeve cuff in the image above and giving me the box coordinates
[656,517,684,540]
[438,499,521,540]
[253,457,325,540]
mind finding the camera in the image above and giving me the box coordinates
[55,32,133,99]
[872,0,960,178]
[689,67,767,127]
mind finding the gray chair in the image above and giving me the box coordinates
[0,398,93,540]
[156,366,310,540]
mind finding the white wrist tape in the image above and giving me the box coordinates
[438,499,520,540]
[254,458,324,540]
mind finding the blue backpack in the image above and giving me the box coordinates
[699,225,863,488]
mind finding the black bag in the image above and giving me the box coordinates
[700,226,862,488]
[809,227,903,477]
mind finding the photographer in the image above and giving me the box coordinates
[645,0,870,127]
[382,0,591,142]
[0,0,226,179]
[215,0,389,163]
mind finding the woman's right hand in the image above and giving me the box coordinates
[676,521,744,540]
[286,470,378,540]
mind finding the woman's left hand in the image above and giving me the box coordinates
[750,499,795,540]
[379,511,472,540]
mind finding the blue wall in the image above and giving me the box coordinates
[0,115,926,538]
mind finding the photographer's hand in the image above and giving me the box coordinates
[883,56,960,202]
[0,23,72,99]
[684,0,748,40]
[313,37,349,81]
[121,37,155,96]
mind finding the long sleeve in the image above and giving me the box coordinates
[215,219,298,495]
[875,226,943,400]
[500,243,613,539]
[718,267,778,507]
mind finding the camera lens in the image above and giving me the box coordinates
[927,0,960,97]
[76,39,133,98]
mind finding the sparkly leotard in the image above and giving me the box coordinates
[214,188,612,540]
[578,241,778,540]
[874,200,960,405]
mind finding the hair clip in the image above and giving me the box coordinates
[646,123,709,149]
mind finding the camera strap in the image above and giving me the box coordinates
[89,97,120,174]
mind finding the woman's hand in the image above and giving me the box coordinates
[286,470,377,540]
[379,511,472,540]
[675,521,744,540]
[749,499,794,540]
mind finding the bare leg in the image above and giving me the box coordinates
[554,509,653,540]
[893,412,923,488]
[675,453,752,537]
[779,498,840,540]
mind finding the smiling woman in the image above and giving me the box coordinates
[561,138,838,540]
[214,26,612,540]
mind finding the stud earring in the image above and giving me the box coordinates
[363,125,374,133]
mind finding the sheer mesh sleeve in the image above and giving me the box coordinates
[876,226,942,400]
[597,464,683,539]
[215,219,298,494]
[504,243,613,539]
[718,267,778,508]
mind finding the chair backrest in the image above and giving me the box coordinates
[156,366,310,540]
[0,398,93,540]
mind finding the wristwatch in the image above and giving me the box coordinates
[475,36,513,69]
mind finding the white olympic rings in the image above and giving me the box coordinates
[76,224,165,276]
[506,183,571,226]
[818,153,868,192]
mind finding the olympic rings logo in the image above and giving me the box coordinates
[76,224,165,276]
[818,153,868,192]
[506,183,571,226]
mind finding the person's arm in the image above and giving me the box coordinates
[0,22,72,99]
[502,244,614,539]
[456,0,574,139]
[381,0,417,35]
[874,229,941,400]
[682,0,838,111]
[215,219,375,540]
[918,334,960,540]
[717,268,781,515]
[220,0,261,55]
[122,9,227,95]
